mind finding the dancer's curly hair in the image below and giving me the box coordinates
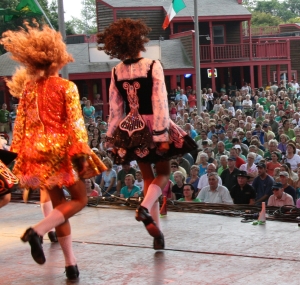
[97,18,151,60]
[0,20,74,78]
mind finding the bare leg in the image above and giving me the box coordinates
[0,193,11,208]
[40,188,56,239]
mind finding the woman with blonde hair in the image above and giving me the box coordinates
[97,18,196,250]
[1,22,106,279]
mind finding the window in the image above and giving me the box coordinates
[213,26,225,44]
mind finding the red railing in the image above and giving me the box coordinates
[200,42,288,62]
[242,26,280,37]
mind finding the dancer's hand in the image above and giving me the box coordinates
[158,142,169,152]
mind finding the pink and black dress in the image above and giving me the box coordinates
[106,58,197,164]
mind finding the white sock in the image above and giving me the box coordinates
[150,201,161,230]
[33,209,65,236]
[141,184,162,211]
[40,201,55,233]
[58,235,77,266]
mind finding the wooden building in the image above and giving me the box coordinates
[0,0,298,119]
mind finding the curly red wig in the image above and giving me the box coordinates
[97,18,151,60]
[0,21,74,78]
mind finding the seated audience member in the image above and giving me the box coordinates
[239,152,258,184]
[177,154,191,175]
[264,139,281,160]
[197,172,233,204]
[134,170,144,192]
[178,184,201,202]
[229,147,245,168]
[248,145,263,164]
[252,162,274,205]
[268,182,294,206]
[186,165,200,191]
[230,171,256,205]
[171,171,185,200]
[197,163,222,193]
[120,174,140,198]
[195,152,209,177]
[170,160,187,181]
[100,157,117,196]
[279,171,297,204]
[116,162,137,195]
[266,152,281,176]
[220,157,239,191]
[217,155,228,175]
[85,179,100,197]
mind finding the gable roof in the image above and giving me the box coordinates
[100,0,251,17]
[0,39,193,77]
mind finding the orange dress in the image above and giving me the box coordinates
[11,77,106,189]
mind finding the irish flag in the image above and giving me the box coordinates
[162,0,186,30]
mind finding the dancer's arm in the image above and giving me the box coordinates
[106,68,124,141]
[151,60,169,144]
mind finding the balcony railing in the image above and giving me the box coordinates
[200,42,288,62]
[242,26,280,37]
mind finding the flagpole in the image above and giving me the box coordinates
[32,0,54,29]
[194,0,202,114]
[57,0,69,79]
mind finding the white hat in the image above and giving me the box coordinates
[92,148,99,152]
[233,145,241,150]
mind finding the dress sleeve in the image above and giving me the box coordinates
[151,60,170,142]
[106,67,124,139]
[10,96,26,154]
[65,81,91,157]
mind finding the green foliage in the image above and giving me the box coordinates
[243,0,300,26]
[286,17,300,24]
[0,0,75,55]
[251,11,284,27]
[69,0,97,34]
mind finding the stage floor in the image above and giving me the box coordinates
[0,203,299,285]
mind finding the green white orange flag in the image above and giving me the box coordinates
[162,0,186,30]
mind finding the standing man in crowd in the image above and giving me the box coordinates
[94,93,103,119]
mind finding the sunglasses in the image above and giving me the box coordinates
[171,165,178,168]
[272,189,280,191]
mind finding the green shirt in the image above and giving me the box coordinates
[0,110,10,123]
[284,129,295,139]
[178,198,201,202]
[217,166,228,175]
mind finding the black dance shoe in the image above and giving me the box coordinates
[135,205,162,238]
[48,231,58,243]
[153,232,165,250]
[20,228,46,265]
[65,265,79,280]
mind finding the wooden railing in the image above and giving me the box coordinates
[242,26,280,37]
[200,42,288,62]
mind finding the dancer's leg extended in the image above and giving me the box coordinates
[0,193,11,208]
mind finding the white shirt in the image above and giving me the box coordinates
[242,99,252,107]
[134,180,144,192]
[286,154,300,171]
[197,174,222,190]
[197,185,233,204]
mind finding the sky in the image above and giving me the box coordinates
[63,0,83,21]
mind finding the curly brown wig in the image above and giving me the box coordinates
[5,67,28,98]
[97,18,151,60]
[1,21,74,78]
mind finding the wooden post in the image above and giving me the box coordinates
[277,64,281,85]
[258,65,262,88]
[250,65,255,91]
[266,65,271,85]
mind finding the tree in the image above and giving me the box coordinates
[0,0,75,55]
[286,17,300,24]
[251,11,284,27]
[70,0,97,35]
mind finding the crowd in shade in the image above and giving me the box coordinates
[21,79,300,207]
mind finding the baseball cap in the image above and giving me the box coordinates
[228,157,236,161]
[216,130,225,134]
[263,123,269,128]
[272,182,283,190]
[256,162,266,168]
[279,171,289,178]
[233,145,241,150]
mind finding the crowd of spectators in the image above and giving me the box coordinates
[51,80,300,207]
